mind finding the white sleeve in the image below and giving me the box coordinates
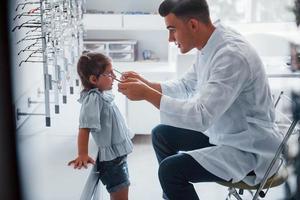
[160,53,250,132]
[161,55,198,99]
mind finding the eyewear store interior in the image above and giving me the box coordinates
[9,0,300,200]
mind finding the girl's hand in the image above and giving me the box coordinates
[68,155,95,169]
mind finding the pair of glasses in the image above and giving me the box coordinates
[112,69,123,82]
[99,68,123,82]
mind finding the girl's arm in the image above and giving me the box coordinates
[78,128,90,156]
[68,128,95,169]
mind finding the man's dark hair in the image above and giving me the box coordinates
[158,0,210,24]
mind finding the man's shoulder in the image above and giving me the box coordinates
[212,44,248,64]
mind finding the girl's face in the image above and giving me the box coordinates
[91,64,116,91]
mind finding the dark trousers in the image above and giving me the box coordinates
[152,124,225,200]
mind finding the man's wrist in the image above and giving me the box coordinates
[143,78,151,86]
[144,86,162,109]
[146,81,162,93]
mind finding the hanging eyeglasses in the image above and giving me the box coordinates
[13,0,86,127]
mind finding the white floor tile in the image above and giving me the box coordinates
[17,132,291,200]
[16,87,295,200]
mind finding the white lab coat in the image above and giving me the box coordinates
[160,23,283,185]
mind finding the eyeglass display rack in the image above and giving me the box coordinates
[12,0,86,127]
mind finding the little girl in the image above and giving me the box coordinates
[68,52,133,200]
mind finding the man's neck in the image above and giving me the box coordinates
[197,23,216,50]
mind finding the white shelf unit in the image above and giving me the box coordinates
[84,40,138,62]
[85,30,169,63]
[83,14,166,30]
[83,12,177,134]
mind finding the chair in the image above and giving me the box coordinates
[217,91,300,200]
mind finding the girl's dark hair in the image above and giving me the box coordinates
[77,52,111,91]
[158,0,210,24]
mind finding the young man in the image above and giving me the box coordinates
[118,0,282,199]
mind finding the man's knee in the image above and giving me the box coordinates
[158,157,178,182]
[151,124,170,141]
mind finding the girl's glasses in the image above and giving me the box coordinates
[112,68,123,82]
[99,69,123,82]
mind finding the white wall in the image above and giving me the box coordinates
[86,0,163,13]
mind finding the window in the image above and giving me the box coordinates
[208,0,295,23]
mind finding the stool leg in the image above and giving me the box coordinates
[226,187,234,200]
[247,189,254,197]
[226,191,232,200]
[228,187,243,200]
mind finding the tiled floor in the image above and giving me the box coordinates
[15,85,294,200]
[17,131,290,200]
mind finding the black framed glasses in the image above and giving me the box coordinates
[97,68,123,82]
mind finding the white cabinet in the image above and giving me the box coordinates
[126,71,176,134]
[126,100,159,134]
[83,14,169,62]
[83,14,123,30]
[112,86,127,120]
[83,14,165,30]
[84,40,138,61]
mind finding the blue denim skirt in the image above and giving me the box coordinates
[97,155,130,193]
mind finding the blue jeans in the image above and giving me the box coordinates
[152,124,226,200]
[97,155,130,193]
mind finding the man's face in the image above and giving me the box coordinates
[164,13,196,53]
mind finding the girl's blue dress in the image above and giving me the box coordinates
[78,88,133,161]
[78,88,133,199]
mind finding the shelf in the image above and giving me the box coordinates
[83,14,166,30]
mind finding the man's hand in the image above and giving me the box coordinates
[68,155,95,169]
[118,78,162,108]
[121,71,149,85]
[121,71,162,93]
[118,78,149,101]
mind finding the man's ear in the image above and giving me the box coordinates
[189,18,200,31]
[89,75,97,85]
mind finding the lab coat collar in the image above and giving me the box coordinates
[200,21,223,56]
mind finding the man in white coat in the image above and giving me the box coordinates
[118,0,283,199]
